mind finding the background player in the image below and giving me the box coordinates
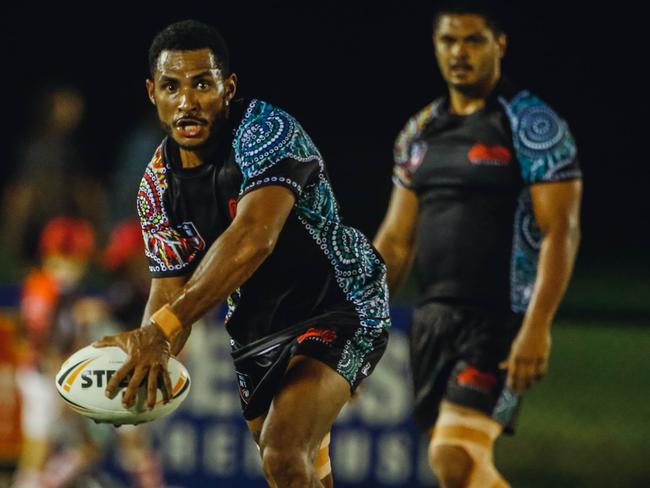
[374,2,582,487]
[95,20,390,488]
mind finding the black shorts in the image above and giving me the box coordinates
[230,312,389,420]
[410,301,523,433]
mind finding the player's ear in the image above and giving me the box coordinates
[145,79,156,106]
[224,73,237,103]
[497,33,507,58]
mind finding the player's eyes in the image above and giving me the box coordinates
[163,82,177,92]
[196,81,211,90]
[466,35,487,44]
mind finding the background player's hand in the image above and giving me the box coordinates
[93,324,173,410]
[500,323,551,392]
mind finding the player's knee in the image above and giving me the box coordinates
[429,444,473,488]
[261,445,311,487]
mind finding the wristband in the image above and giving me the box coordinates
[150,304,183,340]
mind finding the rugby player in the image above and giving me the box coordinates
[95,20,390,488]
[374,3,582,487]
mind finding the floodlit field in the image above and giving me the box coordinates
[496,321,650,488]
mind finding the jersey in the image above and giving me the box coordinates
[137,98,390,344]
[393,80,581,312]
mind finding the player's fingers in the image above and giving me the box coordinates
[161,365,173,404]
[123,366,148,408]
[534,357,549,380]
[506,360,517,390]
[513,359,536,392]
[147,365,161,410]
[105,361,133,399]
[93,335,120,349]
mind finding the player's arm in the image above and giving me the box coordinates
[99,185,296,408]
[140,276,189,355]
[373,184,419,295]
[168,185,294,326]
[502,179,582,392]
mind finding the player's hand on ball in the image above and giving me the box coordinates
[93,324,173,410]
[500,323,551,392]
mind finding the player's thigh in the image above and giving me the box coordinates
[246,415,265,447]
[259,354,351,457]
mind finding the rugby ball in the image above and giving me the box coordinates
[55,344,190,425]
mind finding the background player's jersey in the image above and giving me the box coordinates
[393,80,581,312]
[137,98,390,344]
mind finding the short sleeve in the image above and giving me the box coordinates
[506,92,582,185]
[137,148,206,277]
[392,100,443,190]
[233,100,322,199]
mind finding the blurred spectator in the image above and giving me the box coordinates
[103,219,165,488]
[103,219,150,325]
[109,115,161,224]
[12,217,106,488]
[12,218,166,488]
[1,84,107,274]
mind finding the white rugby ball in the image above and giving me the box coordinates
[55,344,190,425]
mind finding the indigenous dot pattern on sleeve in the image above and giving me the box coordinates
[500,90,582,312]
[137,148,206,274]
[231,100,391,330]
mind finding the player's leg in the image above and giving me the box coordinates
[410,303,516,488]
[429,401,509,488]
[247,417,333,488]
[255,355,350,488]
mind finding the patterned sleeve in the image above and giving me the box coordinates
[233,100,322,200]
[137,147,206,277]
[504,92,582,185]
[392,100,442,189]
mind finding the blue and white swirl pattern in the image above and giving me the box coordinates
[230,100,391,331]
[517,104,566,155]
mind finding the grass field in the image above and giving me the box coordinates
[495,321,650,488]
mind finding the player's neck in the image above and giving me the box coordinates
[178,149,204,169]
[177,137,221,168]
[448,74,500,116]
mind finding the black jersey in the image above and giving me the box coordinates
[137,99,390,345]
[393,81,581,312]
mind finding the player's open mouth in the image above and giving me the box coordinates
[174,118,207,138]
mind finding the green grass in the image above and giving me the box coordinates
[495,322,650,488]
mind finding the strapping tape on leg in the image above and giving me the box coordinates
[314,432,331,480]
[431,404,509,488]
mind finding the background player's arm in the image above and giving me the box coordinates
[374,184,419,294]
[503,179,582,391]
[141,277,189,356]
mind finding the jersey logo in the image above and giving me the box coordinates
[228,198,238,220]
[236,371,253,404]
[407,141,427,172]
[467,143,512,166]
[297,328,338,346]
[456,365,497,392]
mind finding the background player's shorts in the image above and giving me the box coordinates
[410,301,523,433]
[231,312,388,420]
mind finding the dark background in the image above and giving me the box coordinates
[3,2,648,253]
[1,4,648,486]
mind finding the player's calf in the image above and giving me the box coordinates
[429,401,510,488]
[429,444,472,488]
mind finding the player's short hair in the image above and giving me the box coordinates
[148,20,230,77]
[433,0,505,36]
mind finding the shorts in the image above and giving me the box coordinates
[230,312,389,420]
[410,301,523,433]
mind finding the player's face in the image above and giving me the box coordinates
[146,48,237,150]
[434,14,506,94]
